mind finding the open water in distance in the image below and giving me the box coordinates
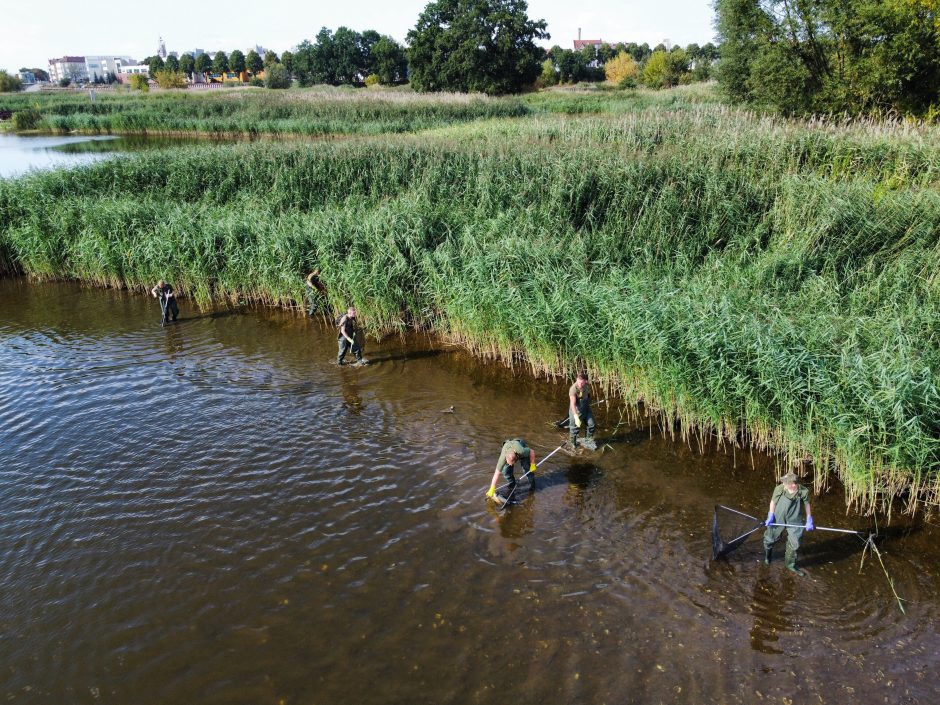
[1,279,938,705]
[0,133,216,178]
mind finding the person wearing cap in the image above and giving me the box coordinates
[151,279,179,325]
[568,372,595,449]
[763,471,814,575]
[486,439,537,503]
[305,268,328,317]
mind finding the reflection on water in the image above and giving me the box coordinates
[1,278,938,705]
[0,133,222,178]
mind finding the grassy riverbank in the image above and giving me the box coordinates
[0,87,937,513]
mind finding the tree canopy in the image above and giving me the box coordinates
[407,0,549,94]
[716,0,940,116]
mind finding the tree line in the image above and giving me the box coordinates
[716,0,940,117]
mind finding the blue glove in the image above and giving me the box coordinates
[765,512,775,527]
[805,517,815,531]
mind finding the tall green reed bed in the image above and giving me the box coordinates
[1,107,937,514]
[0,87,526,136]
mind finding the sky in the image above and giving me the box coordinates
[1,1,717,73]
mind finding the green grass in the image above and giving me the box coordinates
[0,86,527,136]
[0,89,938,514]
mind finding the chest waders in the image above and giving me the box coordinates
[337,317,363,364]
[569,392,595,447]
[763,491,806,575]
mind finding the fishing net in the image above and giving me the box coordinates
[712,505,765,559]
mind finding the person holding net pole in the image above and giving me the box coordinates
[763,471,814,576]
[486,439,537,504]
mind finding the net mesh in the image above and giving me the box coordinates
[712,505,764,559]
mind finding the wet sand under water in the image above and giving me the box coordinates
[0,279,938,705]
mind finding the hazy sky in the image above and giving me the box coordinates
[1,1,717,73]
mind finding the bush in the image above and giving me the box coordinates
[264,63,290,89]
[364,74,380,87]
[249,77,265,87]
[12,108,41,130]
[605,52,638,87]
[154,69,187,89]
[0,70,24,92]
[58,78,71,88]
[128,75,149,92]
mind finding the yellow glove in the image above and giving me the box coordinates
[574,413,582,428]
[486,486,496,499]
[529,463,536,475]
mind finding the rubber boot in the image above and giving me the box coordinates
[763,547,772,565]
[785,550,805,576]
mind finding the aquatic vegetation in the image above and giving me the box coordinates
[0,94,938,514]
[0,87,527,136]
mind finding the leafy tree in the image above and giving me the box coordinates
[144,55,165,79]
[180,53,195,79]
[605,51,639,87]
[154,69,187,89]
[246,50,263,75]
[332,26,367,83]
[643,50,670,88]
[165,54,180,72]
[264,62,291,89]
[280,50,294,76]
[212,51,229,75]
[263,50,279,68]
[128,74,149,91]
[370,35,408,84]
[538,58,557,87]
[0,70,23,92]
[194,53,211,79]
[58,77,71,87]
[229,49,246,74]
[407,0,549,94]
[716,0,940,116]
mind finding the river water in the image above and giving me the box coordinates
[0,133,218,178]
[1,279,938,705]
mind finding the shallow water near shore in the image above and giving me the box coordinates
[1,279,938,705]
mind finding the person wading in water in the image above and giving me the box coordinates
[336,306,367,366]
[763,471,815,576]
[568,372,596,450]
[486,439,537,503]
[151,280,179,326]
[305,268,328,317]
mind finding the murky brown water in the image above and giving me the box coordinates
[1,279,938,705]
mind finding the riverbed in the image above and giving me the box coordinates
[1,279,937,705]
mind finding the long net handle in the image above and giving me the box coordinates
[770,523,864,535]
[718,505,761,522]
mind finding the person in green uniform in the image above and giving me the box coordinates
[763,471,815,575]
[336,306,367,366]
[568,372,595,449]
[486,439,537,502]
[305,268,328,317]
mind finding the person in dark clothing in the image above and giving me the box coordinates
[763,471,815,576]
[305,269,328,317]
[151,280,179,325]
[337,306,367,366]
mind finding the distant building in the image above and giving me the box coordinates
[84,56,135,81]
[573,28,603,52]
[18,70,37,85]
[117,64,151,82]
[48,56,88,83]
[157,37,168,59]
